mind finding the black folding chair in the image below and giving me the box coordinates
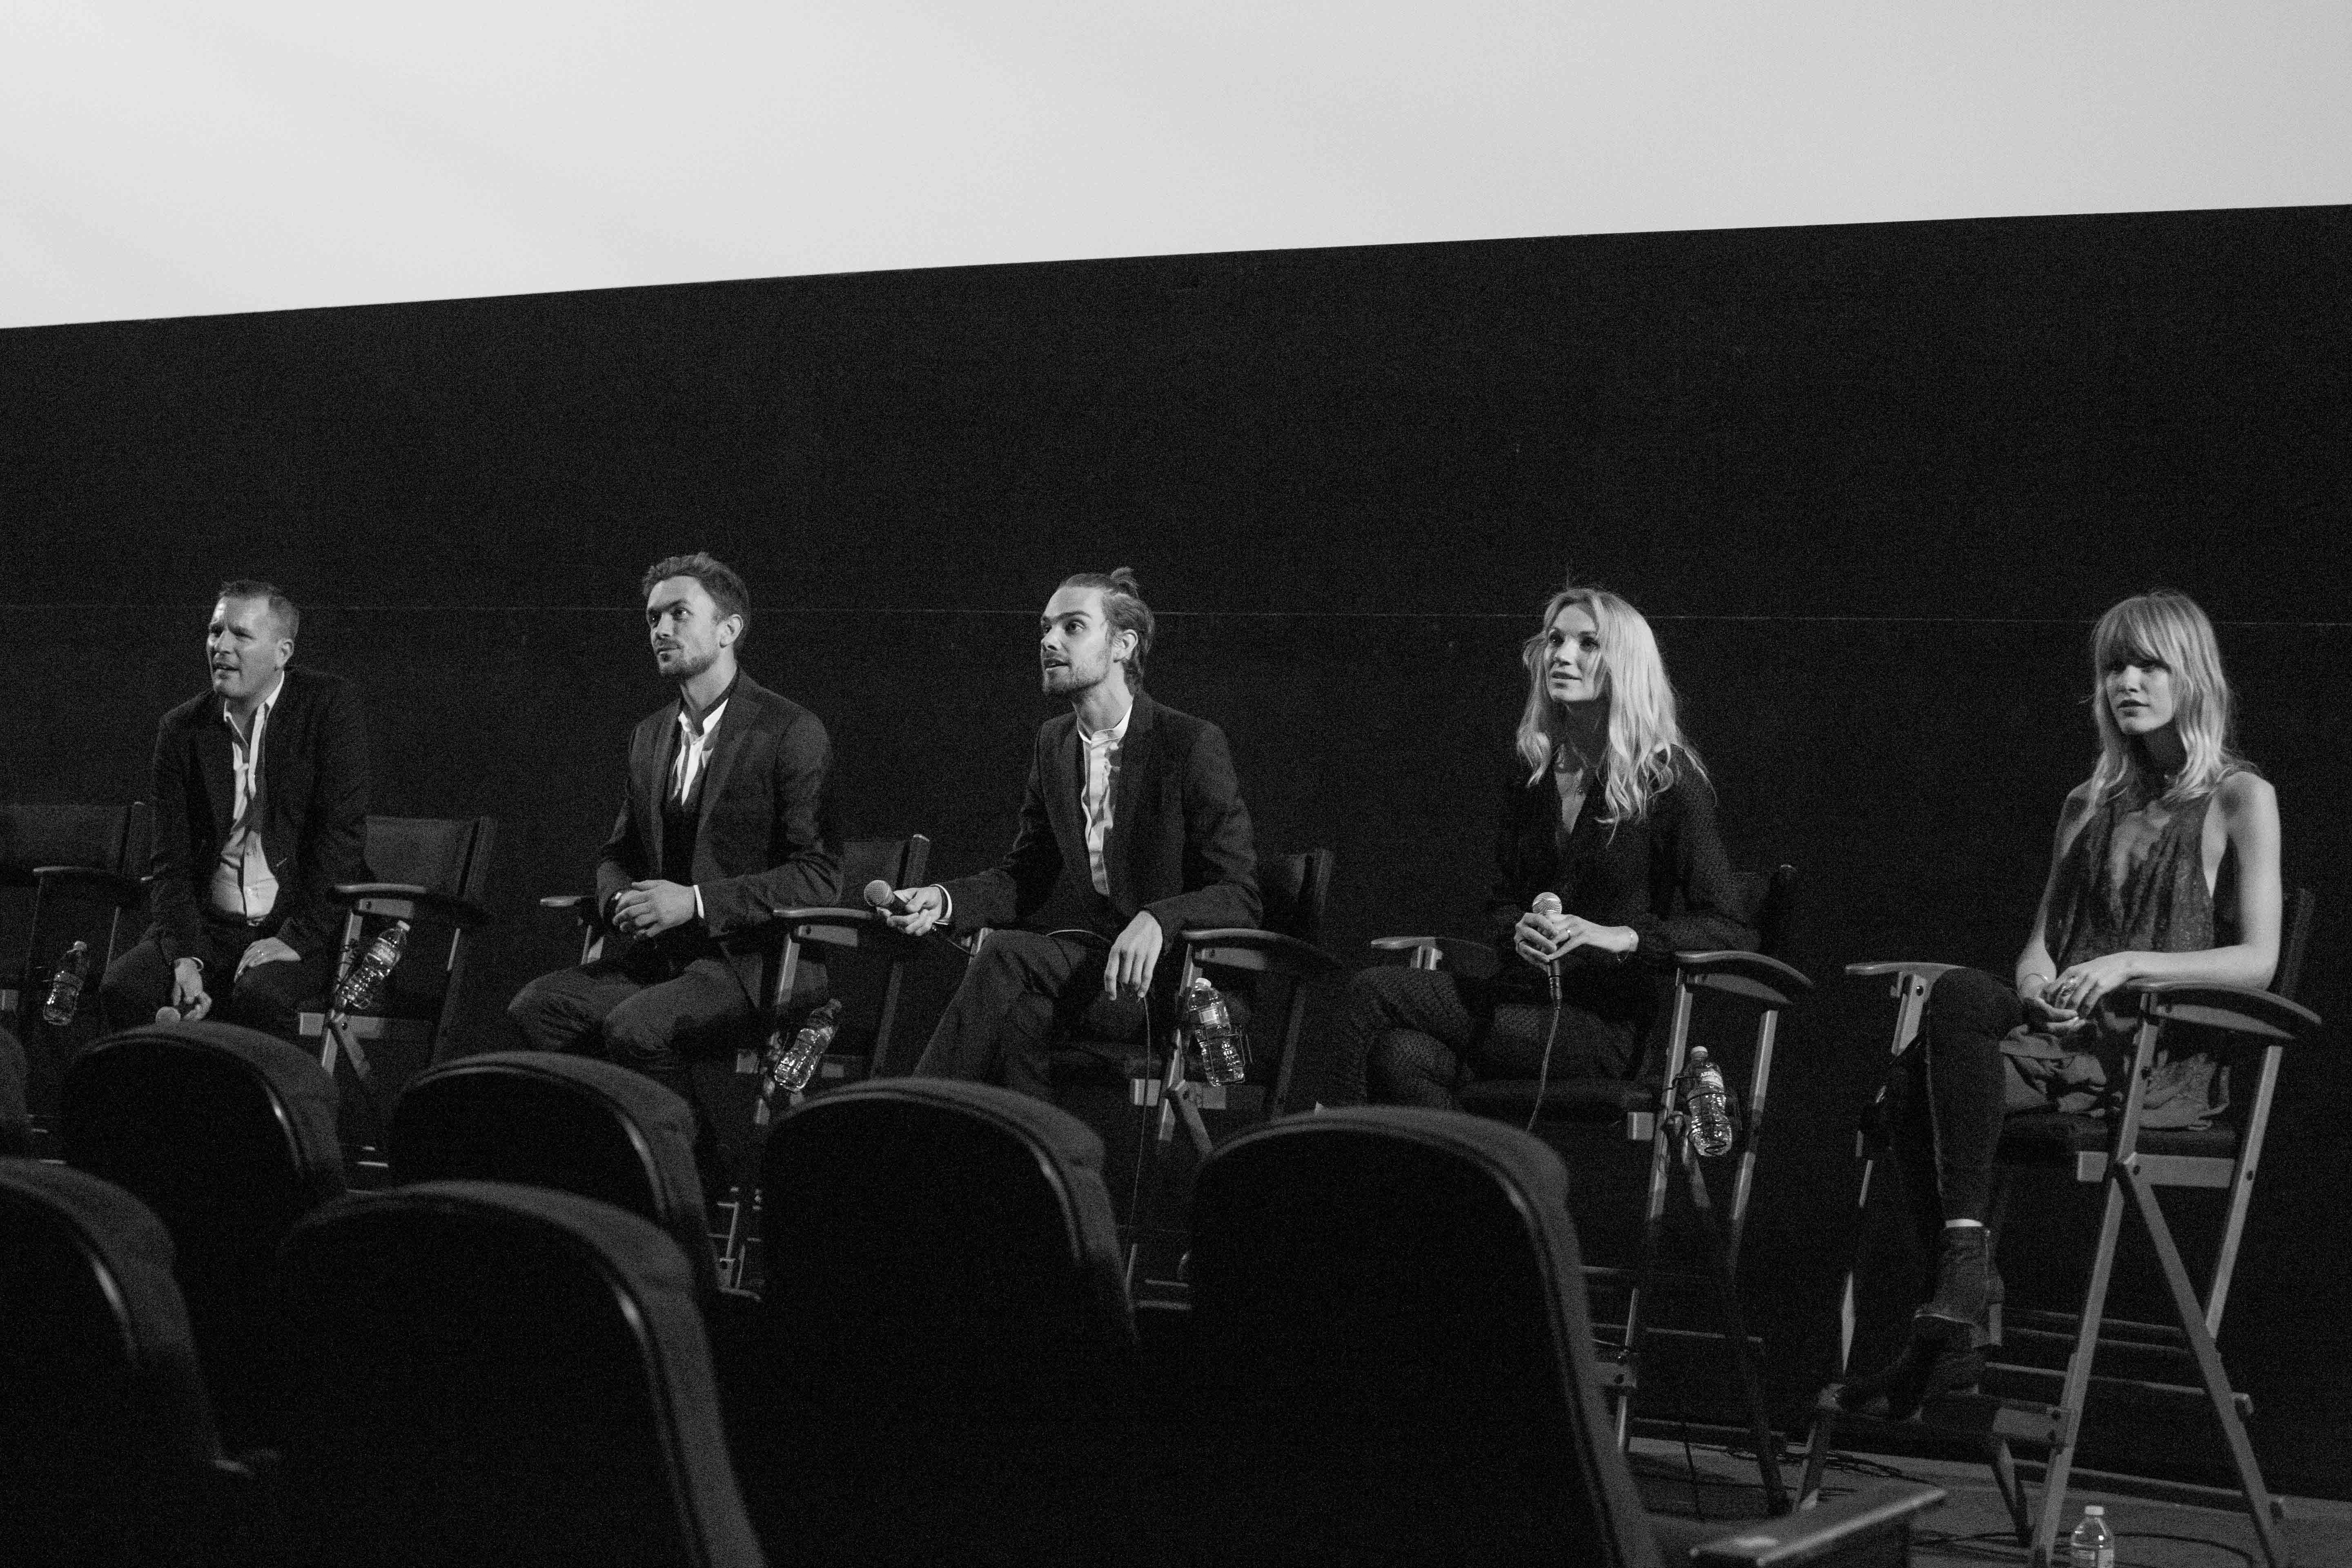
[0,800,149,1129]
[1804,889,2318,1568]
[1371,865,1810,1504]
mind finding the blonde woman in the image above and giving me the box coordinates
[1335,585,1754,1108]
[1841,588,2283,1418]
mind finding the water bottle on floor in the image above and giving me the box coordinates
[2067,1504,2114,1568]
[1683,1046,1735,1158]
[41,941,91,1027]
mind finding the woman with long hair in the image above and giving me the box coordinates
[1332,584,1755,1108]
[1840,588,2282,1417]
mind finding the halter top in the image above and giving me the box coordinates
[2008,783,2235,1128]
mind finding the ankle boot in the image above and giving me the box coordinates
[1914,1226,2000,1348]
[1836,1336,1988,1422]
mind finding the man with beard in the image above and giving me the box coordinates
[100,581,370,1038]
[881,567,1260,1101]
[508,553,838,1173]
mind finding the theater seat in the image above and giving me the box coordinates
[0,1160,265,1568]
[61,1019,345,1450]
[276,1180,764,1568]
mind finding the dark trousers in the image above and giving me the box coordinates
[506,947,756,1140]
[99,911,334,1040]
[913,929,1152,1103]
[1336,964,1639,1109]
[1883,966,2040,1234]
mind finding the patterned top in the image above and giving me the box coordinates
[2006,784,2234,1127]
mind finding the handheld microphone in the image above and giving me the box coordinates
[863,879,916,916]
[1531,891,1564,1004]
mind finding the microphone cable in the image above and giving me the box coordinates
[1526,996,1564,1135]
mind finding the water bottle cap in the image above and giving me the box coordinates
[2082,1506,2103,1516]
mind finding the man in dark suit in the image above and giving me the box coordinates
[101,581,371,1038]
[508,553,839,1155]
[884,568,1259,1101]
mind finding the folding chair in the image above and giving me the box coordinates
[538,833,930,1286]
[1803,889,2319,1568]
[997,847,1340,1287]
[298,815,497,1160]
[0,800,149,1127]
[1184,1105,1943,1568]
[1371,865,1809,1508]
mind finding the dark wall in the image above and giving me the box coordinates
[5,205,2347,1493]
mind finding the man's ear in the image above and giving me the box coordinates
[1111,626,1137,666]
[718,614,743,649]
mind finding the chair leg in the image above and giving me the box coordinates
[2119,1163,2291,1568]
[2031,1176,2130,1568]
[1987,1437,2032,1546]
[1684,1152,1788,1514]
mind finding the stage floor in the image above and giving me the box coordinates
[1631,1435,2352,1567]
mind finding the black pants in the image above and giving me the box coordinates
[1883,966,2038,1233]
[99,912,335,1040]
[1335,965,1639,1109]
[912,929,1153,1103]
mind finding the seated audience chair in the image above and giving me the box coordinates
[276,1180,765,1568]
[748,1078,1139,1567]
[1372,864,1809,1503]
[61,1019,345,1451]
[1184,1105,1943,1568]
[387,1050,722,1298]
[0,799,149,1125]
[1804,889,2317,1568]
[0,1159,272,1568]
[299,815,496,1155]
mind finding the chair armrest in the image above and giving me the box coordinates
[1674,950,1814,1008]
[1686,1481,1946,1567]
[1369,935,1502,978]
[2127,981,2323,1042]
[771,906,929,956]
[332,882,493,928]
[31,864,147,907]
[1845,960,1961,984]
[1183,928,1344,978]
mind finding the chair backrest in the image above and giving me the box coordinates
[62,1020,345,1445]
[1187,1107,1661,1568]
[1744,863,1799,962]
[387,1051,719,1300]
[0,1159,229,1568]
[0,801,131,883]
[834,834,929,904]
[759,1078,1134,1423]
[1256,846,1335,949]
[277,1181,764,1568]
[2274,886,2314,1003]
[363,815,494,900]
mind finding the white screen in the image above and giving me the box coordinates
[4,2,2347,329]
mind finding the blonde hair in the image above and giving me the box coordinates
[2086,589,2247,806]
[1513,585,1699,824]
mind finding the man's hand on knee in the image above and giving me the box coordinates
[1104,911,1166,1000]
[234,937,300,982]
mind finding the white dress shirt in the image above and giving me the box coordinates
[1076,702,1131,896]
[209,674,285,924]
[670,691,729,923]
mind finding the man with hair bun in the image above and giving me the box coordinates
[882,567,1261,1100]
[508,552,839,1185]
[100,579,370,1037]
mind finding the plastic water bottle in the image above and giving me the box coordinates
[330,920,411,1013]
[1683,1046,1735,1158]
[756,998,842,1124]
[1181,974,1247,1087]
[41,940,91,1027]
[2067,1504,2114,1568]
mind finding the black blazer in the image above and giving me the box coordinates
[1482,755,1755,1011]
[146,665,372,962]
[941,692,1260,940]
[596,674,840,1007]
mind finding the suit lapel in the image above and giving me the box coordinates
[1046,714,1082,865]
[1106,695,1157,905]
[644,702,682,876]
[693,683,758,853]
[196,711,236,845]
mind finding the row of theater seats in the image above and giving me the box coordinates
[1,1017,1947,1568]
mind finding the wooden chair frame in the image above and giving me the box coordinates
[1803,888,2319,1568]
